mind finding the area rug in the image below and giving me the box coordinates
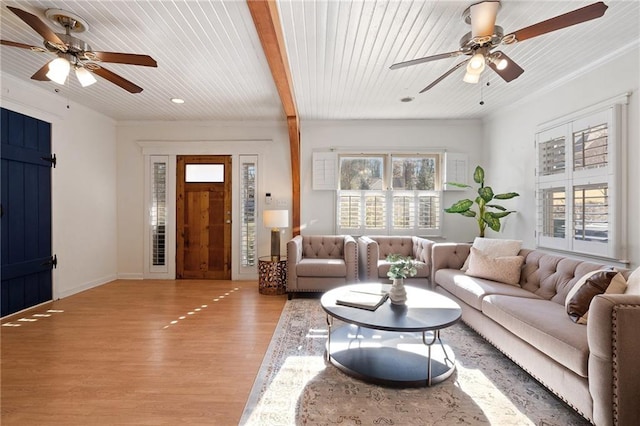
[240,298,589,425]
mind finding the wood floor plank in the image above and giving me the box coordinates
[1,280,286,425]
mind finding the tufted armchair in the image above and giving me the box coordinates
[286,235,358,299]
[358,236,433,288]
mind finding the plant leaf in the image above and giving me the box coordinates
[494,192,520,200]
[460,210,476,217]
[487,204,507,211]
[487,210,515,219]
[473,166,484,185]
[444,199,473,213]
[483,212,501,232]
[478,186,494,202]
[444,182,471,188]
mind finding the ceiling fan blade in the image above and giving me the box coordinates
[91,66,143,93]
[470,1,500,38]
[390,51,463,70]
[419,60,469,93]
[487,51,524,82]
[1,39,41,50]
[504,2,608,44]
[31,61,53,81]
[88,51,157,67]
[6,6,66,49]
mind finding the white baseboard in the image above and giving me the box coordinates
[117,273,144,280]
[55,274,118,299]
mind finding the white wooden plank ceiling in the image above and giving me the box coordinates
[1,1,638,122]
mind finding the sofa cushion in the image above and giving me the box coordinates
[465,247,524,286]
[435,269,542,310]
[297,258,346,277]
[461,237,522,271]
[482,294,589,377]
[377,260,429,279]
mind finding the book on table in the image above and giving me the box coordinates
[336,289,389,311]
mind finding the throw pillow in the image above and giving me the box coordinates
[565,269,611,309]
[626,266,640,295]
[465,247,524,286]
[566,270,623,324]
[577,272,627,324]
[461,237,522,271]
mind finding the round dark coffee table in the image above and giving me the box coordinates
[320,283,462,387]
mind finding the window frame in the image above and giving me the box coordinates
[336,153,443,236]
[535,99,627,261]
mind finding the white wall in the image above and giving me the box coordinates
[300,119,484,242]
[483,45,640,267]
[116,121,291,279]
[1,72,118,298]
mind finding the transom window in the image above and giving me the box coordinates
[336,154,442,236]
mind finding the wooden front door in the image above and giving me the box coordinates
[1,108,54,316]
[176,155,232,279]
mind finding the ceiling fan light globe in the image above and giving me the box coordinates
[46,57,70,84]
[496,58,508,70]
[463,71,480,84]
[467,52,486,72]
[75,67,96,87]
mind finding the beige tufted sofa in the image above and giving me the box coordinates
[357,236,433,287]
[432,242,640,426]
[286,235,358,299]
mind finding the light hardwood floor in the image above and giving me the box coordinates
[1,280,286,425]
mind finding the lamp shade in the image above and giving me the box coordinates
[263,210,288,229]
[75,67,97,87]
[46,57,70,84]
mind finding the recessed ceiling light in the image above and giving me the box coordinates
[400,97,414,103]
[170,98,185,104]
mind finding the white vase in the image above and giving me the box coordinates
[389,278,407,305]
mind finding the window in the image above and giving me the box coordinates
[536,101,626,260]
[336,154,442,236]
[151,161,167,267]
[240,155,257,271]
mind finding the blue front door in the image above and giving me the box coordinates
[1,107,54,317]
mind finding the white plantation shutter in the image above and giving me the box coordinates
[417,192,441,230]
[536,98,627,261]
[392,192,415,230]
[364,193,386,230]
[337,191,362,231]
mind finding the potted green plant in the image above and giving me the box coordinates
[386,254,420,305]
[444,165,519,238]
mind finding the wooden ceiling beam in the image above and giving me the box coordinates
[247,0,301,236]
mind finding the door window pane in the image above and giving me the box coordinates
[185,164,224,182]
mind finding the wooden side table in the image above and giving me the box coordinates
[258,256,287,295]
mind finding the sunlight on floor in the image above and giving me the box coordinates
[244,355,326,425]
[162,287,240,329]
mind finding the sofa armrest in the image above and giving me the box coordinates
[358,236,378,282]
[588,293,640,426]
[344,235,358,282]
[286,235,303,290]
[431,243,471,284]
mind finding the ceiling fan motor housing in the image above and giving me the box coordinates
[459,25,504,55]
[44,33,92,58]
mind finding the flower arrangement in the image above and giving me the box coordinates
[386,254,420,279]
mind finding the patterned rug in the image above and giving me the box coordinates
[240,298,589,425]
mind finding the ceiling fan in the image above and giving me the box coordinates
[1,6,157,93]
[390,1,608,93]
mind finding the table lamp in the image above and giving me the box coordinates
[263,210,289,261]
